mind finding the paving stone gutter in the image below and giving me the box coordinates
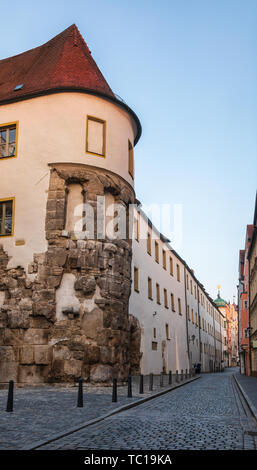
[24,375,201,450]
[233,373,257,422]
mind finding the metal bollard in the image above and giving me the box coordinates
[128,376,132,398]
[112,377,117,402]
[185,369,188,379]
[139,374,144,394]
[176,370,179,383]
[160,372,163,387]
[169,370,172,385]
[181,369,184,381]
[77,377,83,408]
[6,380,14,412]
[149,373,153,391]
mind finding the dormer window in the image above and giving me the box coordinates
[0,122,18,159]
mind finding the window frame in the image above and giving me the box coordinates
[0,121,18,160]
[134,266,139,293]
[0,197,15,237]
[128,139,134,179]
[86,115,106,158]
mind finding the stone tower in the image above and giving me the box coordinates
[0,25,141,385]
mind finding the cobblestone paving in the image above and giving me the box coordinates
[0,373,183,449]
[40,368,257,450]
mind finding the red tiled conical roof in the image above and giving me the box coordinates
[0,25,142,145]
[0,24,115,103]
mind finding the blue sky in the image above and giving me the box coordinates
[1,0,256,302]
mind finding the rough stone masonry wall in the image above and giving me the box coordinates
[0,163,141,385]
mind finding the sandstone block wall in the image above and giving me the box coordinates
[0,164,141,385]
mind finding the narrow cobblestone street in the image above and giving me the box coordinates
[38,369,257,450]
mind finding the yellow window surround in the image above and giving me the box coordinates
[0,121,18,160]
[86,115,106,157]
[0,197,15,237]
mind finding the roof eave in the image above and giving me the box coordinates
[0,86,142,146]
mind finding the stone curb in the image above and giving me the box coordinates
[23,375,201,450]
[233,374,257,422]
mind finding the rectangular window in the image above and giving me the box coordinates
[135,213,140,242]
[176,264,180,282]
[152,341,158,351]
[162,249,167,270]
[86,115,106,157]
[156,283,161,304]
[194,285,197,299]
[171,293,175,312]
[128,140,134,178]
[0,198,14,236]
[164,288,168,308]
[153,327,156,338]
[148,277,153,300]
[165,323,170,340]
[170,257,173,276]
[192,309,194,323]
[134,267,139,292]
[178,298,182,315]
[187,305,190,320]
[147,232,151,255]
[186,275,189,289]
[0,122,18,159]
[190,280,193,295]
[155,241,159,263]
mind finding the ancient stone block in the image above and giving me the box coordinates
[63,359,82,377]
[23,328,49,345]
[34,345,52,365]
[7,310,30,329]
[90,364,113,383]
[0,361,18,382]
[18,365,49,384]
[20,345,34,364]
[74,276,96,295]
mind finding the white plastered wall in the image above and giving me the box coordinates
[0,92,136,271]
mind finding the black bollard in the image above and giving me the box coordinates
[181,369,183,381]
[160,372,163,387]
[128,376,132,398]
[139,374,144,394]
[169,370,172,385]
[6,380,14,413]
[149,373,153,391]
[185,368,188,379]
[176,370,179,383]
[77,378,83,408]
[112,377,117,402]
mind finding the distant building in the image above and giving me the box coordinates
[248,194,257,377]
[238,225,253,375]
[214,289,238,367]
